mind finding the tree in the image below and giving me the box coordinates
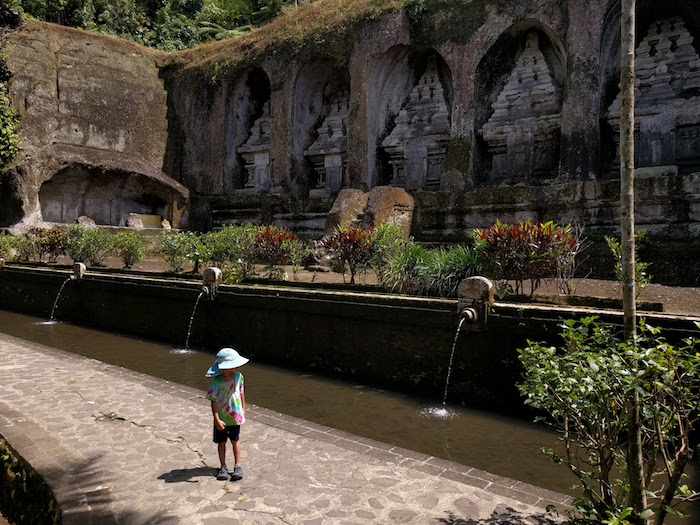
[519,317,700,525]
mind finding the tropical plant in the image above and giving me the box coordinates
[31,226,66,263]
[519,316,700,525]
[284,236,312,280]
[252,225,297,279]
[321,225,373,285]
[64,225,112,266]
[112,231,146,269]
[473,219,579,295]
[417,245,486,298]
[605,230,652,299]
[377,238,427,294]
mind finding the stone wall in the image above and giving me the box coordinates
[3,1,700,283]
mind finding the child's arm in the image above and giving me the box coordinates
[241,391,246,417]
[211,400,225,430]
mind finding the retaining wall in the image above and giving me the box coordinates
[1,265,698,414]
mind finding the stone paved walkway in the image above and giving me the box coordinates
[0,332,569,524]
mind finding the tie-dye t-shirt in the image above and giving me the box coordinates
[206,372,245,426]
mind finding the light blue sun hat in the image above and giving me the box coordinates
[205,347,249,377]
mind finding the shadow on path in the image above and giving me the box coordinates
[440,507,559,525]
[158,466,217,483]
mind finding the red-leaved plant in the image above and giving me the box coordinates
[321,226,373,285]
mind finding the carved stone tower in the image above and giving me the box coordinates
[304,91,350,195]
[381,56,451,190]
[481,32,562,182]
[237,100,272,191]
[606,17,700,176]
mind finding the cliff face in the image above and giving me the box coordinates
[3,1,700,284]
[4,21,187,228]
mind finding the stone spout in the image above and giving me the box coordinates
[72,262,86,280]
[202,267,222,300]
[457,276,495,331]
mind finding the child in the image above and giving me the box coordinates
[205,347,249,481]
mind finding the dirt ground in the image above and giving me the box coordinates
[60,256,700,317]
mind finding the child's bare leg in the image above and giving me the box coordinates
[218,441,227,467]
[232,439,241,467]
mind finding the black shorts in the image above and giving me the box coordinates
[213,424,241,443]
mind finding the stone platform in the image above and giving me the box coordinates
[0,332,569,524]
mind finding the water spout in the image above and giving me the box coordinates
[456,276,495,331]
[202,267,222,300]
[49,277,73,322]
[184,290,205,350]
[73,262,86,280]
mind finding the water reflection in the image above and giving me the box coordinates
[3,309,571,494]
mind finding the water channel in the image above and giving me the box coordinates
[1,308,573,494]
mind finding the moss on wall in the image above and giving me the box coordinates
[444,135,471,175]
[405,0,488,45]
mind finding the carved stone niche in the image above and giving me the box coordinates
[237,100,272,192]
[481,32,562,182]
[606,17,700,176]
[304,91,350,196]
[380,55,451,191]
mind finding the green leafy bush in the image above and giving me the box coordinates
[519,317,700,525]
[112,231,146,269]
[65,225,113,266]
[8,233,36,262]
[161,231,193,273]
[204,224,259,280]
[0,231,14,258]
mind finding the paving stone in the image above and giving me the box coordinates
[0,332,563,525]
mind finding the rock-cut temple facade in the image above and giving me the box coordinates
[2,0,700,284]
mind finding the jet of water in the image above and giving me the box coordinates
[184,291,205,350]
[49,277,73,322]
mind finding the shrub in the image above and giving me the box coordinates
[112,231,146,269]
[204,225,259,280]
[519,317,700,525]
[285,236,313,280]
[253,225,297,279]
[321,225,373,285]
[377,239,427,294]
[417,245,486,297]
[0,232,12,258]
[65,225,113,266]
[161,231,192,273]
[8,233,36,262]
[605,229,651,299]
[186,233,210,274]
[370,222,407,277]
[473,219,579,295]
[31,226,66,263]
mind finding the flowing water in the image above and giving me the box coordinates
[48,277,73,322]
[184,290,205,350]
[2,307,698,511]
